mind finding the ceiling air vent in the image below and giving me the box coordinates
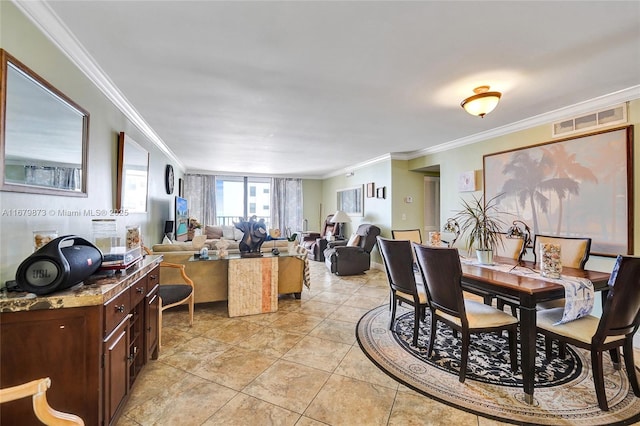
[552,103,627,138]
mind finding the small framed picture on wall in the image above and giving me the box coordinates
[376,186,386,199]
[366,182,375,198]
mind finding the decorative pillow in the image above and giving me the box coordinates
[191,235,207,250]
[205,225,223,239]
[221,225,235,240]
[347,233,361,247]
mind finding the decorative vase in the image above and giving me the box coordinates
[540,243,562,278]
[429,231,441,246]
[476,249,493,265]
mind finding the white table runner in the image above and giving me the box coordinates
[460,257,594,324]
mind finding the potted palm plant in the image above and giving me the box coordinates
[454,194,507,264]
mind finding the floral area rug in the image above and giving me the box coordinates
[356,305,640,425]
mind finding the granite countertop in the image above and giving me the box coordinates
[0,255,163,313]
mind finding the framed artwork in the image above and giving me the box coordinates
[337,185,364,216]
[366,182,375,198]
[483,126,633,256]
[458,171,476,192]
[376,186,386,199]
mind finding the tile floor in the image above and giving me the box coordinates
[114,261,512,425]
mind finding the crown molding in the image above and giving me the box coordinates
[406,86,640,157]
[12,0,185,171]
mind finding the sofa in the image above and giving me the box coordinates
[152,230,306,304]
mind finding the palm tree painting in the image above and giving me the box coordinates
[483,127,631,256]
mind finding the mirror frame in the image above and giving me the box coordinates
[116,131,149,213]
[0,49,90,197]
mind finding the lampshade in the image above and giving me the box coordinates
[330,210,351,223]
[461,86,502,118]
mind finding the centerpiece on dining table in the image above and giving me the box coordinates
[454,193,508,265]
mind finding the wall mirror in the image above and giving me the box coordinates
[337,185,364,217]
[116,132,149,213]
[1,49,89,196]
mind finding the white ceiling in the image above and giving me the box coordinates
[17,1,640,178]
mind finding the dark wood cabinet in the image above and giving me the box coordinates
[0,306,101,426]
[0,256,162,426]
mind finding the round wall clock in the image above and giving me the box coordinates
[165,164,174,194]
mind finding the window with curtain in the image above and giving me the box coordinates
[185,175,302,231]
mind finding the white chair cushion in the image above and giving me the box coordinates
[537,307,623,345]
[396,282,428,304]
[437,300,518,328]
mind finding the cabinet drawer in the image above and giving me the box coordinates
[130,277,147,307]
[147,266,160,293]
[104,289,131,336]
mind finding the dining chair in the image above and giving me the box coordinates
[536,255,640,411]
[0,377,84,425]
[412,243,519,383]
[534,234,592,310]
[391,229,422,244]
[377,237,429,347]
[157,262,195,348]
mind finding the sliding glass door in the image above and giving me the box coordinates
[215,176,271,227]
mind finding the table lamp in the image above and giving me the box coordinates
[506,220,532,265]
[330,210,351,240]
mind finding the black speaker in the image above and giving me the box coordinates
[164,220,174,234]
[15,235,103,295]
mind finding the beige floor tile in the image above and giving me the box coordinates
[309,291,350,305]
[160,336,231,372]
[328,304,372,323]
[123,361,192,413]
[201,318,265,345]
[192,346,279,390]
[294,416,329,426]
[295,299,339,318]
[236,325,306,358]
[334,346,399,390]
[389,387,478,426]
[125,373,237,425]
[201,393,301,425]
[303,375,396,425]
[308,318,358,345]
[282,335,352,372]
[342,293,387,310]
[270,311,325,334]
[243,360,331,414]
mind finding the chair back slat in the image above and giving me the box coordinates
[377,237,418,296]
[596,256,640,342]
[413,244,464,320]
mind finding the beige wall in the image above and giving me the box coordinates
[0,3,181,284]
[409,99,640,273]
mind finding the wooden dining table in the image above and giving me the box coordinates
[460,256,611,405]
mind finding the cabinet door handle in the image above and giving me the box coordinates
[149,275,157,280]
[136,287,145,293]
[115,305,125,313]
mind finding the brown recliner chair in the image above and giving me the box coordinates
[324,224,381,275]
[301,214,343,262]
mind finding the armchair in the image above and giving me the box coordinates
[324,224,381,275]
[301,214,343,262]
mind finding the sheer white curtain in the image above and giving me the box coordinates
[271,178,303,235]
[185,174,216,226]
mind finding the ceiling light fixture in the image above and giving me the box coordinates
[460,86,502,118]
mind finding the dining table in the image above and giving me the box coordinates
[459,256,611,405]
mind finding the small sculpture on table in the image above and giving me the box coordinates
[235,216,267,257]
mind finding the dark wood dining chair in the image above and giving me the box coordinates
[536,255,640,411]
[413,243,519,383]
[377,237,429,347]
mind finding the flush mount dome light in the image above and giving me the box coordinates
[460,85,502,118]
